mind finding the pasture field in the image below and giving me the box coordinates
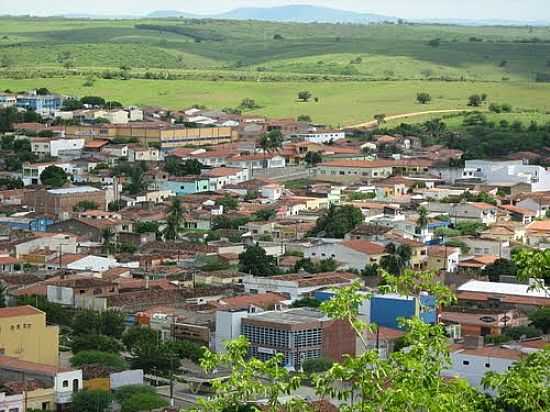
[0,78,549,125]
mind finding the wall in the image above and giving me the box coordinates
[370,296,417,329]
[215,310,249,353]
[444,352,515,389]
[110,370,144,389]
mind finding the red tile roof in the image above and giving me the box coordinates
[0,305,43,318]
[0,356,73,376]
[0,256,17,265]
[203,167,242,178]
[213,292,287,310]
[341,240,386,255]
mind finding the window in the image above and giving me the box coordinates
[72,379,79,392]
[462,360,470,366]
[485,363,491,368]
[62,380,69,388]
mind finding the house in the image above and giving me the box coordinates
[480,223,526,244]
[304,239,386,270]
[440,309,527,337]
[290,129,346,143]
[101,144,128,158]
[344,223,393,241]
[0,93,17,108]
[127,145,161,162]
[500,204,536,224]
[315,160,394,179]
[0,215,53,232]
[0,306,59,366]
[202,167,249,191]
[456,279,550,309]
[22,161,77,186]
[456,236,510,259]
[515,192,550,218]
[0,356,82,409]
[384,235,428,270]
[458,255,499,272]
[159,176,210,196]
[0,189,27,206]
[31,137,85,159]
[47,217,132,242]
[452,202,498,225]
[427,246,460,272]
[47,278,119,306]
[525,220,550,247]
[242,272,358,300]
[227,153,286,170]
[0,255,19,273]
[14,233,78,259]
[194,270,247,286]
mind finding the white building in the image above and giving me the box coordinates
[22,162,79,186]
[261,183,283,201]
[463,159,550,192]
[31,138,85,158]
[0,94,17,108]
[291,130,346,144]
[202,167,249,191]
[304,239,386,271]
[127,146,161,162]
[15,233,78,258]
[127,108,143,122]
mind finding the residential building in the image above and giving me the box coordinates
[0,216,53,232]
[22,162,77,186]
[427,246,460,272]
[14,233,78,259]
[456,236,510,259]
[0,390,24,412]
[290,129,346,144]
[452,202,498,225]
[127,145,161,162]
[202,167,249,191]
[440,309,527,337]
[315,159,433,179]
[500,204,535,224]
[304,239,386,271]
[525,220,550,247]
[0,356,82,409]
[159,176,210,196]
[31,137,85,159]
[0,93,17,108]
[0,306,59,366]
[241,308,356,370]
[516,193,550,217]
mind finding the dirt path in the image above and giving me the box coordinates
[346,109,471,129]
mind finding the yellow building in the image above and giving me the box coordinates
[0,306,59,366]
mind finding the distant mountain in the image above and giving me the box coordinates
[147,5,397,24]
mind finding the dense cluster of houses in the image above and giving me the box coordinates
[0,91,548,410]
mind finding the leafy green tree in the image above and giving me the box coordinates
[297,114,312,122]
[129,341,174,375]
[416,92,432,104]
[102,228,115,255]
[297,91,312,102]
[380,243,412,275]
[71,390,113,412]
[125,163,147,195]
[0,283,6,308]
[310,204,363,238]
[374,113,386,126]
[122,326,159,351]
[293,258,337,274]
[259,129,283,168]
[71,350,128,369]
[416,206,429,230]
[164,158,203,176]
[165,339,205,363]
[0,107,18,132]
[70,334,123,354]
[239,98,259,110]
[108,200,124,211]
[528,307,550,334]
[163,198,184,240]
[304,151,323,168]
[239,244,278,276]
[99,310,127,339]
[482,258,517,282]
[483,348,550,412]
[503,325,542,340]
[362,263,380,277]
[81,96,106,107]
[468,94,482,107]
[253,208,276,221]
[289,297,321,309]
[216,194,239,211]
[40,165,67,187]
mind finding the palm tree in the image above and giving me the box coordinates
[102,228,115,255]
[259,129,283,169]
[416,206,429,232]
[380,243,411,275]
[163,198,184,241]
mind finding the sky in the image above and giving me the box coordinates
[3,0,549,22]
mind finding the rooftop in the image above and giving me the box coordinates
[0,305,43,318]
[47,186,102,195]
[458,280,550,299]
[246,308,326,325]
[341,240,386,255]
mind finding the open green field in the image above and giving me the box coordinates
[1,77,549,125]
[1,17,550,81]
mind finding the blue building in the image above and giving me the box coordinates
[16,94,63,115]
[0,216,54,232]
[160,176,210,196]
[314,290,437,330]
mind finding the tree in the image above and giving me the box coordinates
[528,307,550,334]
[73,200,98,212]
[254,208,276,221]
[99,310,127,339]
[165,339,205,363]
[482,258,517,282]
[427,38,441,47]
[259,129,283,168]
[216,194,239,211]
[164,158,203,176]
[304,151,322,168]
[40,165,67,187]
[503,325,542,340]
[72,309,126,339]
[129,341,174,375]
[70,334,123,354]
[125,164,147,195]
[416,206,429,231]
[293,258,337,274]
[297,91,312,102]
[239,98,259,111]
[297,114,312,122]
[81,96,106,107]
[122,326,159,351]
[239,244,279,276]
[71,350,128,369]
[163,198,184,240]
[0,107,18,132]
[362,263,380,277]
[380,243,412,275]
[468,94,482,107]
[483,348,550,412]
[102,228,115,255]
[108,200,124,212]
[71,390,113,412]
[310,204,364,239]
[374,113,386,126]
[416,92,432,104]
[35,87,50,95]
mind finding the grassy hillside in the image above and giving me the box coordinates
[1,17,550,81]
[1,77,549,126]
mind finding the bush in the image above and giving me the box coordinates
[70,334,124,354]
[71,390,112,412]
[70,350,128,369]
[503,325,542,340]
[302,357,333,374]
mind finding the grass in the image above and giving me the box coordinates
[1,17,550,80]
[1,77,549,126]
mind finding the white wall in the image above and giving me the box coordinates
[444,352,515,390]
[304,242,375,270]
[215,310,249,353]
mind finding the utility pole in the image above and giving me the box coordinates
[169,356,175,407]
